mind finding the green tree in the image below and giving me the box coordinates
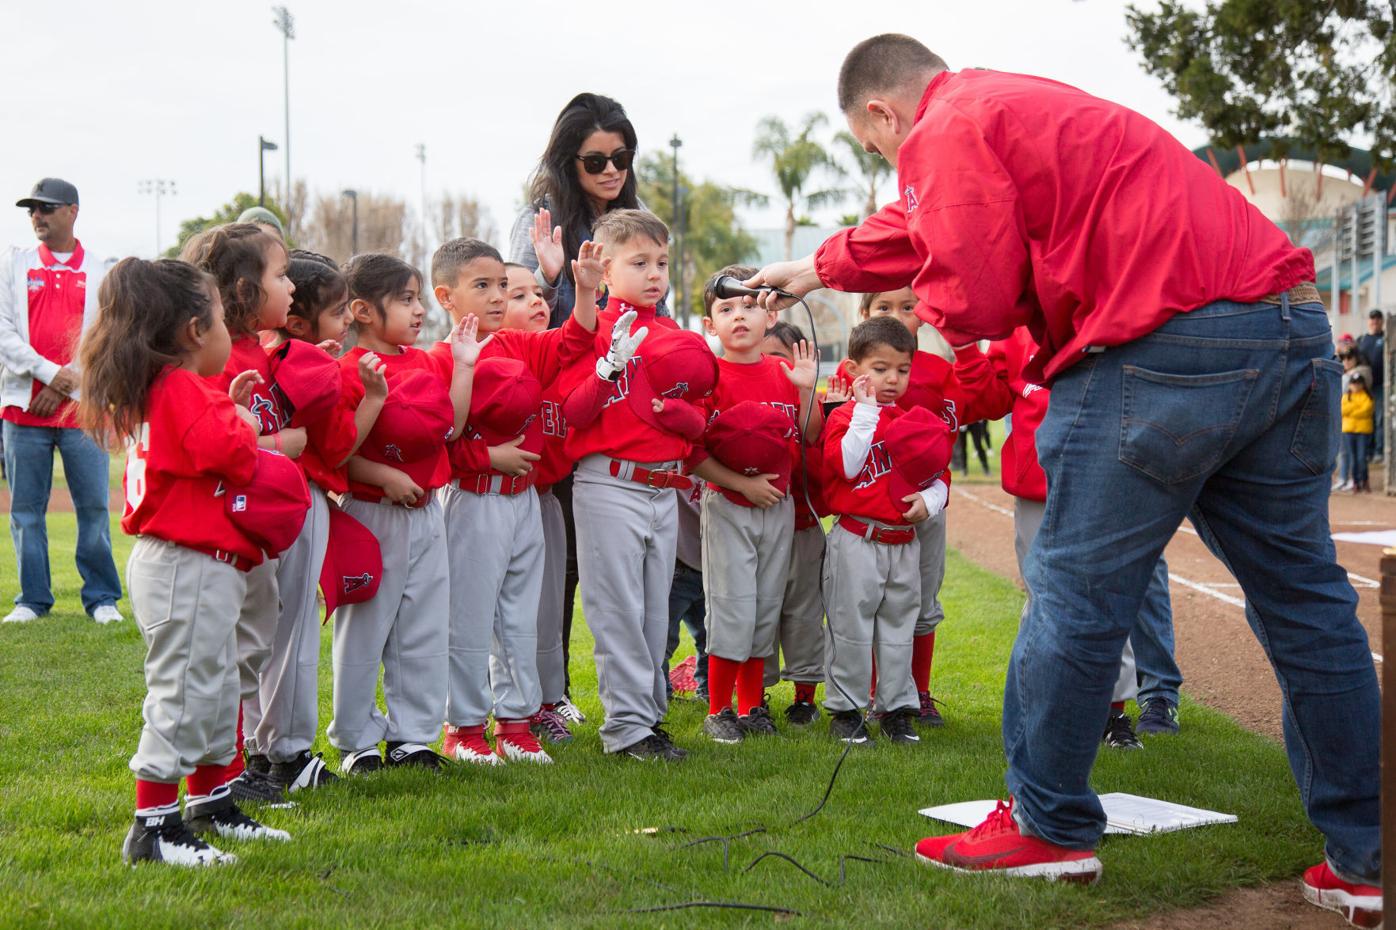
[637,153,763,324]
[165,192,291,257]
[752,113,844,260]
[832,129,893,221]
[1125,1,1396,167]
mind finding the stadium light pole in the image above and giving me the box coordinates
[342,189,359,256]
[137,179,176,256]
[259,136,279,206]
[669,133,684,327]
[272,6,294,225]
[415,143,429,265]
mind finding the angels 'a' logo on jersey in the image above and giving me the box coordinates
[249,392,283,434]
[904,184,920,214]
[342,572,374,595]
[601,356,641,409]
[853,441,893,490]
[382,443,404,462]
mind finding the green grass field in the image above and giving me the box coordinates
[0,514,1320,929]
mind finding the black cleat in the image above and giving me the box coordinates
[269,751,339,792]
[829,709,871,745]
[785,700,821,727]
[880,708,921,744]
[738,705,777,737]
[649,726,688,760]
[620,733,678,762]
[1136,698,1180,735]
[1103,708,1144,750]
[385,741,448,769]
[226,764,287,805]
[702,708,744,744]
[122,807,232,867]
[186,793,291,843]
[917,691,946,727]
[340,747,384,775]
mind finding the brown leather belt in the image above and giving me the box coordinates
[1260,283,1321,306]
[837,515,916,545]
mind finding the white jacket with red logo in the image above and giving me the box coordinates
[0,243,107,410]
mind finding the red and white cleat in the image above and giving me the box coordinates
[494,719,553,764]
[442,724,499,766]
[914,798,1102,884]
[1301,862,1383,928]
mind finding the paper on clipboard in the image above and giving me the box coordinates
[919,794,1235,836]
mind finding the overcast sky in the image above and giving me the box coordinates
[0,0,1199,260]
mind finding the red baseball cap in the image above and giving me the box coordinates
[704,401,795,496]
[223,448,311,557]
[361,369,455,467]
[626,329,718,431]
[884,407,954,506]
[319,505,382,619]
[467,357,542,446]
[268,339,341,428]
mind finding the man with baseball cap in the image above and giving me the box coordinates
[0,178,122,625]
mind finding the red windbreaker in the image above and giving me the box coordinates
[953,330,1049,501]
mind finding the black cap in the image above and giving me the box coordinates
[1369,309,1384,320]
[16,178,78,209]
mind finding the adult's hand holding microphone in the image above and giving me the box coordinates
[739,255,825,311]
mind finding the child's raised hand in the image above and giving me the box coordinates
[228,369,263,409]
[851,374,875,405]
[358,352,389,400]
[597,310,647,380]
[316,338,343,357]
[571,240,607,294]
[380,467,424,507]
[825,372,852,403]
[449,313,493,368]
[782,339,818,391]
[530,208,565,284]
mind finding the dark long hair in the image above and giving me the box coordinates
[180,222,282,337]
[526,93,641,286]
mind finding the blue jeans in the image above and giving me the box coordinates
[3,422,122,614]
[1341,432,1369,486]
[1129,558,1182,706]
[1370,386,1383,457]
[664,562,709,695]
[1006,297,1380,883]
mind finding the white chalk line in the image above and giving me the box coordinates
[953,486,1384,664]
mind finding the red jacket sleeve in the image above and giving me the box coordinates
[814,199,921,294]
[952,342,1014,425]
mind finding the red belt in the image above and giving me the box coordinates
[455,473,534,495]
[608,459,692,490]
[837,515,915,545]
[196,546,251,571]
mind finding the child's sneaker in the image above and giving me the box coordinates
[914,798,1101,883]
[340,746,384,775]
[494,720,553,764]
[122,806,233,867]
[386,741,447,769]
[880,708,921,744]
[785,701,820,726]
[1103,708,1144,749]
[702,708,744,744]
[829,710,871,745]
[269,751,339,793]
[530,706,574,744]
[443,725,500,765]
[555,696,586,724]
[1301,862,1382,928]
[185,793,291,843]
[1136,697,1180,735]
[650,725,689,760]
[620,732,676,762]
[738,705,777,737]
[226,755,287,805]
[917,691,945,727]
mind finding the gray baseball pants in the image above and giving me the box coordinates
[327,495,450,753]
[820,522,921,714]
[537,489,568,706]
[255,483,330,763]
[127,538,246,782]
[441,482,544,726]
[236,558,280,756]
[701,492,793,663]
[764,524,827,687]
[573,454,677,753]
[914,509,948,636]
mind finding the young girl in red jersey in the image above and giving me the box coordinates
[80,258,292,866]
[180,223,304,803]
[330,253,484,774]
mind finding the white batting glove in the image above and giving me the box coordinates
[597,310,648,380]
[919,478,949,519]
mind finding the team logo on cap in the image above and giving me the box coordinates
[383,443,404,462]
[232,494,248,513]
[342,572,374,594]
[661,381,689,399]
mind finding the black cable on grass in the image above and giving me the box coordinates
[741,849,900,887]
[676,828,768,869]
[626,902,804,916]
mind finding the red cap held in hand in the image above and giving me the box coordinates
[361,369,454,466]
[884,407,954,505]
[222,448,311,557]
[626,329,718,432]
[319,505,383,620]
[704,400,795,497]
[268,339,341,428]
[466,357,542,446]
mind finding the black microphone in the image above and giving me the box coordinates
[712,274,795,300]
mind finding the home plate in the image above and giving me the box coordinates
[920,794,1236,835]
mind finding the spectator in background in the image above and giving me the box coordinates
[1357,310,1384,461]
[0,179,122,624]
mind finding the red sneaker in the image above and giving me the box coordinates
[442,724,499,766]
[494,719,553,764]
[914,798,1102,883]
[1301,862,1382,928]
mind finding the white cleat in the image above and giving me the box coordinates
[92,604,124,624]
[3,606,40,624]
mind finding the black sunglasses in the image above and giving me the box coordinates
[27,203,63,216]
[575,149,634,175]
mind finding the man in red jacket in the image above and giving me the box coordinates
[749,33,1381,926]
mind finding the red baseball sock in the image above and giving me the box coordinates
[794,681,816,704]
[134,779,179,813]
[186,764,227,800]
[735,658,765,716]
[220,706,246,782]
[869,653,878,700]
[1111,701,1125,712]
[707,656,739,716]
[912,632,936,693]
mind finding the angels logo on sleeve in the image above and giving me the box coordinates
[904,184,921,214]
[248,392,284,434]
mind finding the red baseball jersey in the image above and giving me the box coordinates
[822,401,924,526]
[296,367,357,494]
[556,301,689,463]
[953,331,1050,501]
[900,350,965,431]
[209,334,285,436]
[122,367,263,566]
[338,346,451,503]
[695,356,802,507]
[3,243,88,427]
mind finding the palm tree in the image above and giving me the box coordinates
[752,113,844,260]
[832,129,894,222]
